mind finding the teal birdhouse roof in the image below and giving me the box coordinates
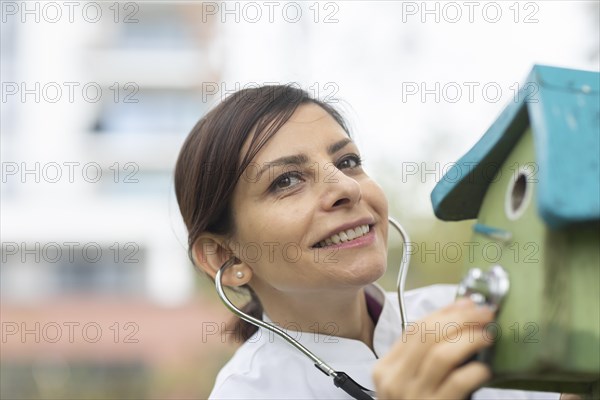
[431,65,600,229]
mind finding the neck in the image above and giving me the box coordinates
[257,286,376,350]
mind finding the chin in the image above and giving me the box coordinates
[343,257,387,287]
[365,262,387,284]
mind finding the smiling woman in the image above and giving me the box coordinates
[173,85,560,399]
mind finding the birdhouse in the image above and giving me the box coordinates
[430,65,599,396]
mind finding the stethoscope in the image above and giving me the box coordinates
[215,217,411,400]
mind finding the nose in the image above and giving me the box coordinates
[319,166,362,210]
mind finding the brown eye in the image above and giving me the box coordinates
[337,154,362,170]
[270,172,303,192]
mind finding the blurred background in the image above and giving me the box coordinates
[1,1,598,398]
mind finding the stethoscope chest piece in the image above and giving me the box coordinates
[456,264,510,310]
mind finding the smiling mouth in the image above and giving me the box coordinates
[312,224,372,248]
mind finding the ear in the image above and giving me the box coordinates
[192,234,253,287]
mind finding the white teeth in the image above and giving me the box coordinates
[314,224,370,248]
[346,230,356,240]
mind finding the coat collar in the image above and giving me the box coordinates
[259,283,402,364]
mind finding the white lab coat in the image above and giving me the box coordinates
[209,284,559,399]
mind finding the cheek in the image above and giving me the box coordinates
[230,206,267,260]
[365,180,389,216]
[364,180,389,245]
[231,207,306,267]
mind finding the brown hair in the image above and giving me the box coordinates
[174,84,349,340]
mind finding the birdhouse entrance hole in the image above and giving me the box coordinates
[512,173,527,210]
[505,168,533,220]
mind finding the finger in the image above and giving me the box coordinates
[436,361,492,399]
[560,394,583,400]
[392,299,495,374]
[413,325,494,390]
[374,299,495,398]
[373,347,420,399]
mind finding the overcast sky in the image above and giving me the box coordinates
[215,1,599,214]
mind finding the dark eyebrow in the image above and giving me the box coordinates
[258,138,353,176]
[327,138,352,155]
[259,154,309,175]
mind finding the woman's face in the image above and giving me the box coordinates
[228,103,389,294]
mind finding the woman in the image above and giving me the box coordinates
[174,85,559,399]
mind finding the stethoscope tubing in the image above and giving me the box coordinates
[214,216,411,400]
[215,258,337,377]
[389,216,411,331]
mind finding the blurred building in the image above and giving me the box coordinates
[1,3,232,398]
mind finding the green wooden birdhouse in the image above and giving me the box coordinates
[431,65,600,397]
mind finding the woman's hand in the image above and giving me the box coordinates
[373,298,495,399]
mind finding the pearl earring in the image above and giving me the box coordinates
[236,271,244,279]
